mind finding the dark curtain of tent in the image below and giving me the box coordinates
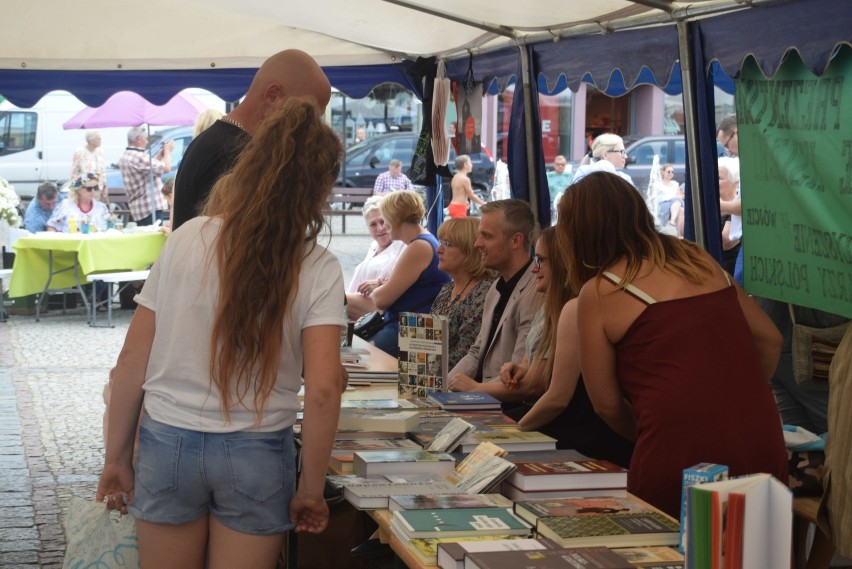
[684,20,723,263]
[507,48,549,226]
[0,64,413,107]
[404,57,443,234]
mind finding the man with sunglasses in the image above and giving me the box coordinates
[717,115,744,285]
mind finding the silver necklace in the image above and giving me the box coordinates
[221,115,246,132]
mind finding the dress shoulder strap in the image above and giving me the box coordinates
[601,271,657,305]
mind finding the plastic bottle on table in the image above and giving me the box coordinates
[68,214,78,233]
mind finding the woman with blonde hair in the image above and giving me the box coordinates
[97,98,345,569]
[363,190,450,356]
[557,171,787,517]
[571,132,634,187]
[499,227,633,465]
[193,108,225,138]
[431,217,494,369]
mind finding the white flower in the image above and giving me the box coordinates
[0,176,22,227]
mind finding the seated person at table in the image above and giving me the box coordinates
[447,200,542,400]
[431,218,494,370]
[47,173,108,232]
[499,227,634,467]
[557,171,787,517]
[160,179,175,234]
[363,190,449,357]
[24,182,62,233]
[346,196,405,320]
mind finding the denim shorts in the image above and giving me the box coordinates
[128,414,297,535]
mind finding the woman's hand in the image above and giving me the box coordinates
[499,362,526,389]
[96,462,135,515]
[289,489,329,534]
[357,278,381,297]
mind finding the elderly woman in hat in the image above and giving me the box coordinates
[47,173,109,232]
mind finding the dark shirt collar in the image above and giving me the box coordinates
[496,258,532,296]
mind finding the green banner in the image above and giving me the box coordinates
[736,47,852,318]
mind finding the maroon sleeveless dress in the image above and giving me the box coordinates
[604,274,788,518]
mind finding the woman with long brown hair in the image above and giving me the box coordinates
[557,171,786,517]
[97,99,345,568]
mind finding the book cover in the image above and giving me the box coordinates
[427,417,476,453]
[353,449,456,478]
[330,437,422,474]
[340,399,417,409]
[437,538,554,569]
[392,507,531,539]
[464,547,634,569]
[453,455,517,494]
[508,459,628,491]
[535,507,680,549]
[427,391,502,410]
[398,312,449,398]
[611,545,684,566]
[337,409,421,433]
[501,481,629,502]
[451,442,508,479]
[412,536,530,567]
[459,430,557,453]
[514,496,659,526]
[343,479,463,509]
[504,449,591,463]
[390,493,512,512]
[678,463,728,554]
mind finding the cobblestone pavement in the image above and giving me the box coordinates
[0,218,372,568]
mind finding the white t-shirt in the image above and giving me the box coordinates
[346,239,405,293]
[729,185,743,241]
[135,216,344,432]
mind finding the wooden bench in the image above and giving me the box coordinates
[323,187,373,233]
[87,269,150,328]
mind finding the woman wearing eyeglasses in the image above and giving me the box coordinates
[431,218,494,370]
[570,133,634,187]
[47,172,109,232]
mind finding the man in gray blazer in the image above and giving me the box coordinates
[448,199,542,402]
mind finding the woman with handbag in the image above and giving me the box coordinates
[97,99,345,569]
[362,190,449,357]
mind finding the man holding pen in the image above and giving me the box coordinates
[447,200,541,408]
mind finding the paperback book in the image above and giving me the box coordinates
[458,429,558,453]
[501,482,628,501]
[678,463,728,554]
[329,437,422,474]
[464,546,634,569]
[427,417,476,453]
[353,449,456,478]
[390,493,512,512]
[343,479,464,509]
[398,312,449,398]
[427,391,502,411]
[436,537,555,569]
[337,409,421,433]
[409,535,529,567]
[391,507,531,539]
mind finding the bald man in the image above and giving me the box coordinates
[172,50,331,229]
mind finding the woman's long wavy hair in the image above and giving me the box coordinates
[202,98,341,423]
[532,226,572,379]
[557,172,714,296]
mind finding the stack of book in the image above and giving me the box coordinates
[390,507,531,543]
[337,408,421,433]
[513,495,681,549]
[458,429,557,453]
[353,449,457,478]
[329,437,422,474]
[501,458,628,501]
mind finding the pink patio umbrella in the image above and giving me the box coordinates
[63,90,208,129]
[63,91,208,219]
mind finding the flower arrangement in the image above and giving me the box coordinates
[0,177,22,227]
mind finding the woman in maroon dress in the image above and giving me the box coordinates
[556,172,787,517]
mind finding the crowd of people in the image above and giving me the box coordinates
[85,48,849,568]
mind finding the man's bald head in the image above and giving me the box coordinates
[248,49,331,113]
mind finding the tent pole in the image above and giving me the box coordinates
[675,20,706,250]
[519,44,540,225]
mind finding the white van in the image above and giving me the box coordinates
[0,91,129,200]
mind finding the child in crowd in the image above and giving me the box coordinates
[448,155,485,218]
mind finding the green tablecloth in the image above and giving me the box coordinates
[8,232,167,298]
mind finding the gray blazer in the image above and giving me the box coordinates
[449,262,542,383]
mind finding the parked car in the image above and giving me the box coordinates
[622,134,727,197]
[337,132,495,212]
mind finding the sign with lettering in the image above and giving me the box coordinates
[736,48,852,318]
